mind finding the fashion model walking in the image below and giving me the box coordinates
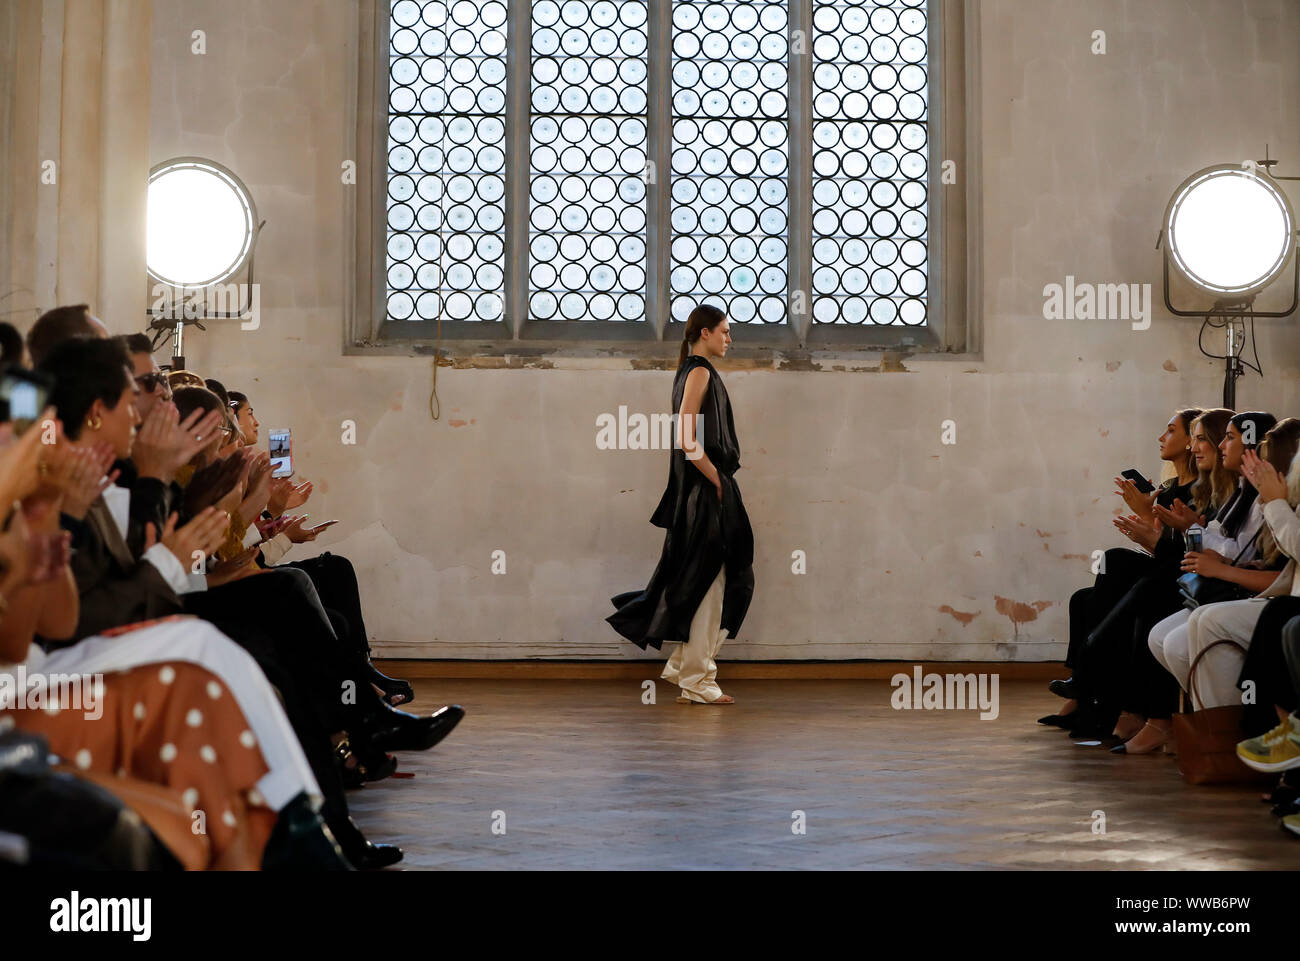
[606,305,755,703]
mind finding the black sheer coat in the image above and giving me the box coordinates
[606,355,755,650]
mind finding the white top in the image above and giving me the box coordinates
[1261,498,1300,598]
[104,483,205,594]
[1203,482,1264,562]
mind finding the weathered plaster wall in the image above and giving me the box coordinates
[123,0,1300,658]
[1,0,152,330]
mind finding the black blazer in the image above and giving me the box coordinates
[44,496,184,650]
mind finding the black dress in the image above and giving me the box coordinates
[606,354,755,650]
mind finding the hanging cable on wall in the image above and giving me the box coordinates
[429,309,442,421]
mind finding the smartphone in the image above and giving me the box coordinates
[268,428,292,478]
[0,368,51,434]
[1121,468,1156,494]
[1185,524,1204,553]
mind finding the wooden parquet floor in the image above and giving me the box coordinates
[345,678,1299,870]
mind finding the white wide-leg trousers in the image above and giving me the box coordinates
[662,564,728,703]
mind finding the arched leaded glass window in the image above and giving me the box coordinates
[370,0,956,350]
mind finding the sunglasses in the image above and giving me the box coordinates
[135,372,170,392]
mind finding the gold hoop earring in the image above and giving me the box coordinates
[86,415,102,431]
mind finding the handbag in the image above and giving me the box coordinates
[1176,529,1260,610]
[1172,639,1273,786]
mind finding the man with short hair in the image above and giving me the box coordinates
[26,304,109,366]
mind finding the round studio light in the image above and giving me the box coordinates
[146,158,257,288]
[1163,163,1297,302]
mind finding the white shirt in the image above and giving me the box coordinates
[103,483,206,595]
[1203,482,1264,562]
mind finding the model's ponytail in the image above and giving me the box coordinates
[678,304,726,368]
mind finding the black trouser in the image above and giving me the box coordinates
[1117,577,1184,719]
[182,568,391,834]
[186,567,385,732]
[1238,597,1300,735]
[1283,616,1300,712]
[285,552,372,660]
[1080,572,1184,720]
[1066,548,1153,675]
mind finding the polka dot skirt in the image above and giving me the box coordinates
[5,661,276,870]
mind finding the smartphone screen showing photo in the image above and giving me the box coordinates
[268,428,292,478]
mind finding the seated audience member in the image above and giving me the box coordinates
[25,313,464,865]
[166,369,206,392]
[112,334,228,558]
[1091,409,1235,746]
[1048,409,1235,745]
[1181,419,1300,713]
[1042,409,1201,728]
[1240,612,1300,835]
[117,345,454,778]
[228,386,414,705]
[1097,409,1240,750]
[34,338,427,867]
[1144,412,1281,749]
[0,401,343,869]
[229,391,257,445]
[25,304,108,366]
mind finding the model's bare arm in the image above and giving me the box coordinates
[680,366,720,492]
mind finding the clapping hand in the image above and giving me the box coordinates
[255,514,294,540]
[1242,449,1289,504]
[133,403,225,481]
[237,452,274,527]
[0,508,69,591]
[1113,476,1157,521]
[1152,497,1203,533]
[0,408,57,506]
[1113,512,1163,552]
[268,476,312,517]
[206,545,263,586]
[146,508,229,571]
[33,435,117,523]
[23,528,72,585]
[185,454,247,516]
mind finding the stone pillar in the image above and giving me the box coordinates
[0,0,151,334]
[55,0,105,308]
[97,0,152,333]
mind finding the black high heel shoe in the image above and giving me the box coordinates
[366,663,414,706]
[1048,677,1078,700]
[329,815,403,870]
[335,737,397,787]
[354,743,398,783]
[1037,711,1077,728]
